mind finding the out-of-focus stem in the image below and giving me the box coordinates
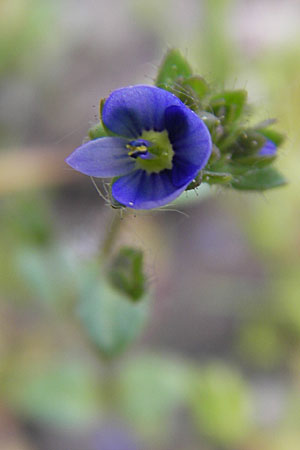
[101,210,124,259]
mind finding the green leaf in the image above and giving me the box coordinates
[16,246,80,309]
[231,166,287,191]
[189,362,252,446]
[108,246,146,302]
[4,361,100,427]
[156,49,193,89]
[210,90,248,124]
[78,268,149,358]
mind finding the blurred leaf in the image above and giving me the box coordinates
[108,247,146,302]
[2,194,52,246]
[118,355,189,440]
[16,246,80,309]
[275,269,300,339]
[237,322,284,368]
[78,269,149,358]
[4,361,100,427]
[247,431,300,450]
[189,362,252,447]
[231,167,286,191]
[156,49,193,89]
[0,0,55,74]
[200,0,236,83]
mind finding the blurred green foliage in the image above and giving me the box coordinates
[1,0,300,449]
[78,267,149,358]
[189,362,252,447]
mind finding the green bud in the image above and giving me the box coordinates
[88,122,107,140]
[199,112,221,131]
[108,247,146,302]
[210,89,248,124]
[231,130,267,159]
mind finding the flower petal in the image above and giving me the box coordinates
[102,85,183,138]
[65,137,135,177]
[165,105,212,187]
[111,169,189,209]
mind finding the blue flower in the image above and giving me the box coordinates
[258,138,277,157]
[66,85,212,209]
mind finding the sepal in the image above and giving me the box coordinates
[156,49,192,90]
[230,166,286,191]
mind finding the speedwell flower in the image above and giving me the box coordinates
[66,85,212,209]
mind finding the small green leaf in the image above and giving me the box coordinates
[108,246,146,302]
[78,268,149,358]
[156,49,193,89]
[231,166,287,191]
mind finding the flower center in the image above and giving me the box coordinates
[127,130,174,173]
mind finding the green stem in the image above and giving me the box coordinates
[101,210,124,260]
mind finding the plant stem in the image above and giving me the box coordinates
[101,210,124,260]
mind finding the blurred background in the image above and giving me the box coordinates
[1,0,300,449]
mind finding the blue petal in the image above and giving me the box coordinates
[165,105,212,187]
[65,137,135,177]
[102,85,183,138]
[111,169,189,209]
[258,138,277,157]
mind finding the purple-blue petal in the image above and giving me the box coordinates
[258,138,277,157]
[102,85,184,138]
[165,105,212,186]
[111,169,189,209]
[65,137,135,177]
